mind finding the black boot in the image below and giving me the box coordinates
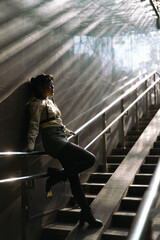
[79,207,103,228]
[46,167,67,198]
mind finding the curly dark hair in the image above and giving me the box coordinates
[29,74,54,99]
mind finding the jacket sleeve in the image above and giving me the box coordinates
[28,101,41,151]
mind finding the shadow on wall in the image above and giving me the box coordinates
[0,83,32,240]
[0,82,35,151]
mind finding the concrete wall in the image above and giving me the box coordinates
[1,0,160,239]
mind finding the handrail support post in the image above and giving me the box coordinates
[21,158,28,240]
[153,73,157,106]
[145,80,149,117]
[146,219,152,240]
[135,89,139,130]
[102,113,107,172]
[121,99,125,149]
[74,134,79,145]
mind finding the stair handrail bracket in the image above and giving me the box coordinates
[127,158,160,240]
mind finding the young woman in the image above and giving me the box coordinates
[26,73,102,228]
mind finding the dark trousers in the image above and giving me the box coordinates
[57,142,96,210]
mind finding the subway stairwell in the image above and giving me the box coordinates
[42,105,160,240]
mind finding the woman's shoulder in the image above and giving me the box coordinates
[29,98,43,114]
[29,98,43,108]
[30,97,42,103]
[30,97,48,105]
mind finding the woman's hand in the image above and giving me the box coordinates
[64,127,76,137]
[69,131,76,136]
[23,145,34,152]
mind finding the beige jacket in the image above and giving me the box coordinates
[28,97,71,150]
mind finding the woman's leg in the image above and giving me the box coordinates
[57,142,96,176]
[57,142,95,209]
[67,174,88,210]
[57,142,102,227]
[46,142,95,195]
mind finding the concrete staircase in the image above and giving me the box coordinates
[101,155,157,240]
[42,172,111,239]
[42,106,160,240]
[101,108,159,240]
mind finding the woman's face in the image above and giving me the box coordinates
[43,80,54,98]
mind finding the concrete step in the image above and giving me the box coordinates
[106,163,119,172]
[127,184,148,197]
[111,212,136,228]
[97,164,118,173]
[125,135,140,141]
[139,164,156,173]
[116,141,136,148]
[153,141,160,148]
[131,125,147,131]
[82,183,105,194]
[149,104,160,108]
[107,155,125,163]
[68,194,96,206]
[145,156,159,164]
[140,114,153,120]
[98,164,119,173]
[57,207,80,223]
[134,173,153,184]
[88,172,112,183]
[149,148,160,155]
[42,222,75,240]
[101,228,128,240]
[138,119,151,124]
[111,148,130,155]
[127,130,143,136]
[140,116,153,121]
[124,142,136,148]
[119,197,142,212]
[147,106,160,112]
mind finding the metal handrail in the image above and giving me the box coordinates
[0,151,47,183]
[0,151,46,157]
[0,173,47,183]
[85,72,160,150]
[127,158,160,240]
[0,70,159,183]
[69,70,158,139]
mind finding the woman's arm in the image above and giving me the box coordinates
[27,101,41,151]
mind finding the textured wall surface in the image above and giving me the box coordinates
[0,0,160,239]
